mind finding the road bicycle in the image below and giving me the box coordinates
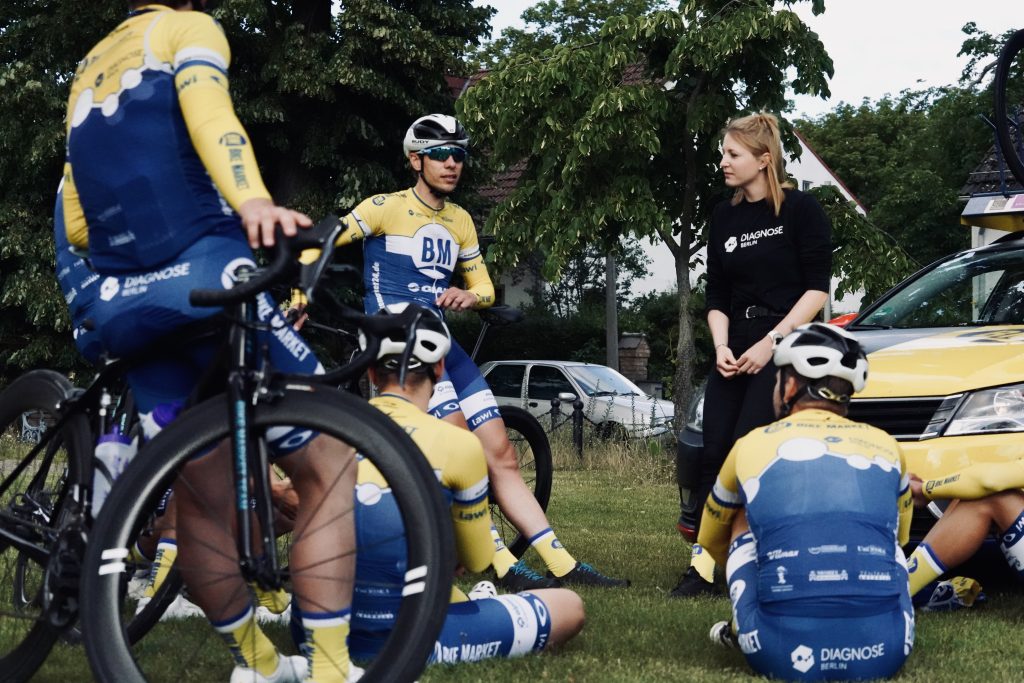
[0,348,172,680]
[1,218,453,682]
[994,28,1024,186]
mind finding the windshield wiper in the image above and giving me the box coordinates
[591,390,617,396]
[849,323,893,330]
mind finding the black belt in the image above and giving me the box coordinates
[734,305,784,319]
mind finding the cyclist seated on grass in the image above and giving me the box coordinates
[902,454,1024,611]
[322,303,584,664]
[63,2,355,681]
[303,113,626,590]
[699,324,914,681]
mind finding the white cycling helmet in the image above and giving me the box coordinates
[402,114,469,155]
[359,303,451,371]
[773,323,868,395]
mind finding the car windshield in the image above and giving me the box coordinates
[854,247,1024,329]
[566,366,648,397]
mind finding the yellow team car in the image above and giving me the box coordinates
[677,232,1024,538]
[846,233,1024,490]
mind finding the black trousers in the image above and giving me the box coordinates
[692,316,781,539]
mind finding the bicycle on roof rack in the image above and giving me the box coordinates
[994,28,1024,186]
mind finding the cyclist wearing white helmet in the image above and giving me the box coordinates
[326,303,584,665]
[314,114,628,589]
[698,323,915,681]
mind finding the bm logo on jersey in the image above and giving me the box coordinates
[386,223,457,279]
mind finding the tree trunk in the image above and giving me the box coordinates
[672,251,696,427]
[606,254,618,370]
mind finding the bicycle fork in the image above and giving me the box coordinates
[226,287,282,590]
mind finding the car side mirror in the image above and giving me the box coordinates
[558,392,578,403]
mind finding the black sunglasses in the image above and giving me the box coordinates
[421,146,467,163]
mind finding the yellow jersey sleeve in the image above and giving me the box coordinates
[441,433,493,573]
[62,163,88,248]
[697,445,743,567]
[922,459,1024,501]
[162,12,270,211]
[296,195,385,268]
[452,213,494,309]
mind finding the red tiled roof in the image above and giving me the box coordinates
[478,159,527,206]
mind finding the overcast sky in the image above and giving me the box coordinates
[469,1,1017,293]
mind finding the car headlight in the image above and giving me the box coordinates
[945,384,1024,436]
[685,383,705,433]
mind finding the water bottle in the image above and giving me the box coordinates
[92,427,137,515]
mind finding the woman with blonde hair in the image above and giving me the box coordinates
[671,112,833,597]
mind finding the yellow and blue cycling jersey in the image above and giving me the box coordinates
[334,189,495,314]
[361,394,493,572]
[63,4,269,272]
[352,394,492,656]
[349,395,552,663]
[699,410,915,680]
[698,409,913,602]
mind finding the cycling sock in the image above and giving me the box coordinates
[691,544,715,583]
[143,538,177,599]
[490,525,517,577]
[451,585,470,603]
[212,605,279,676]
[251,583,290,614]
[130,539,154,564]
[907,542,946,597]
[530,527,577,577]
[300,608,351,683]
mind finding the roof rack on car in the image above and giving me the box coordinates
[992,230,1024,244]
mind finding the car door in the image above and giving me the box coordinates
[525,365,577,419]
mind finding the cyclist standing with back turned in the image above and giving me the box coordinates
[63,2,357,681]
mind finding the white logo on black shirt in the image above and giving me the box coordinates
[739,225,784,249]
[724,236,737,253]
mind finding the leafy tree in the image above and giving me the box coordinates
[797,87,988,269]
[0,0,492,383]
[459,0,841,418]
[513,237,650,316]
[473,0,670,69]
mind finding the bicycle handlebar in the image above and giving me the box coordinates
[189,215,344,308]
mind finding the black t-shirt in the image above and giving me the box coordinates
[705,188,832,316]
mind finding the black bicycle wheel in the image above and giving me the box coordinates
[0,370,91,682]
[82,385,452,683]
[491,405,553,557]
[994,28,1024,186]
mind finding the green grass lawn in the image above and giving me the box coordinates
[25,445,1024,682]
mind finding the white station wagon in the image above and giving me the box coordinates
[480,360,675,439]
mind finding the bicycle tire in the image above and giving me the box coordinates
[81,385,453,683]
[0,370,91,683]
[491,405,553,557]
[994,28,1024,186]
